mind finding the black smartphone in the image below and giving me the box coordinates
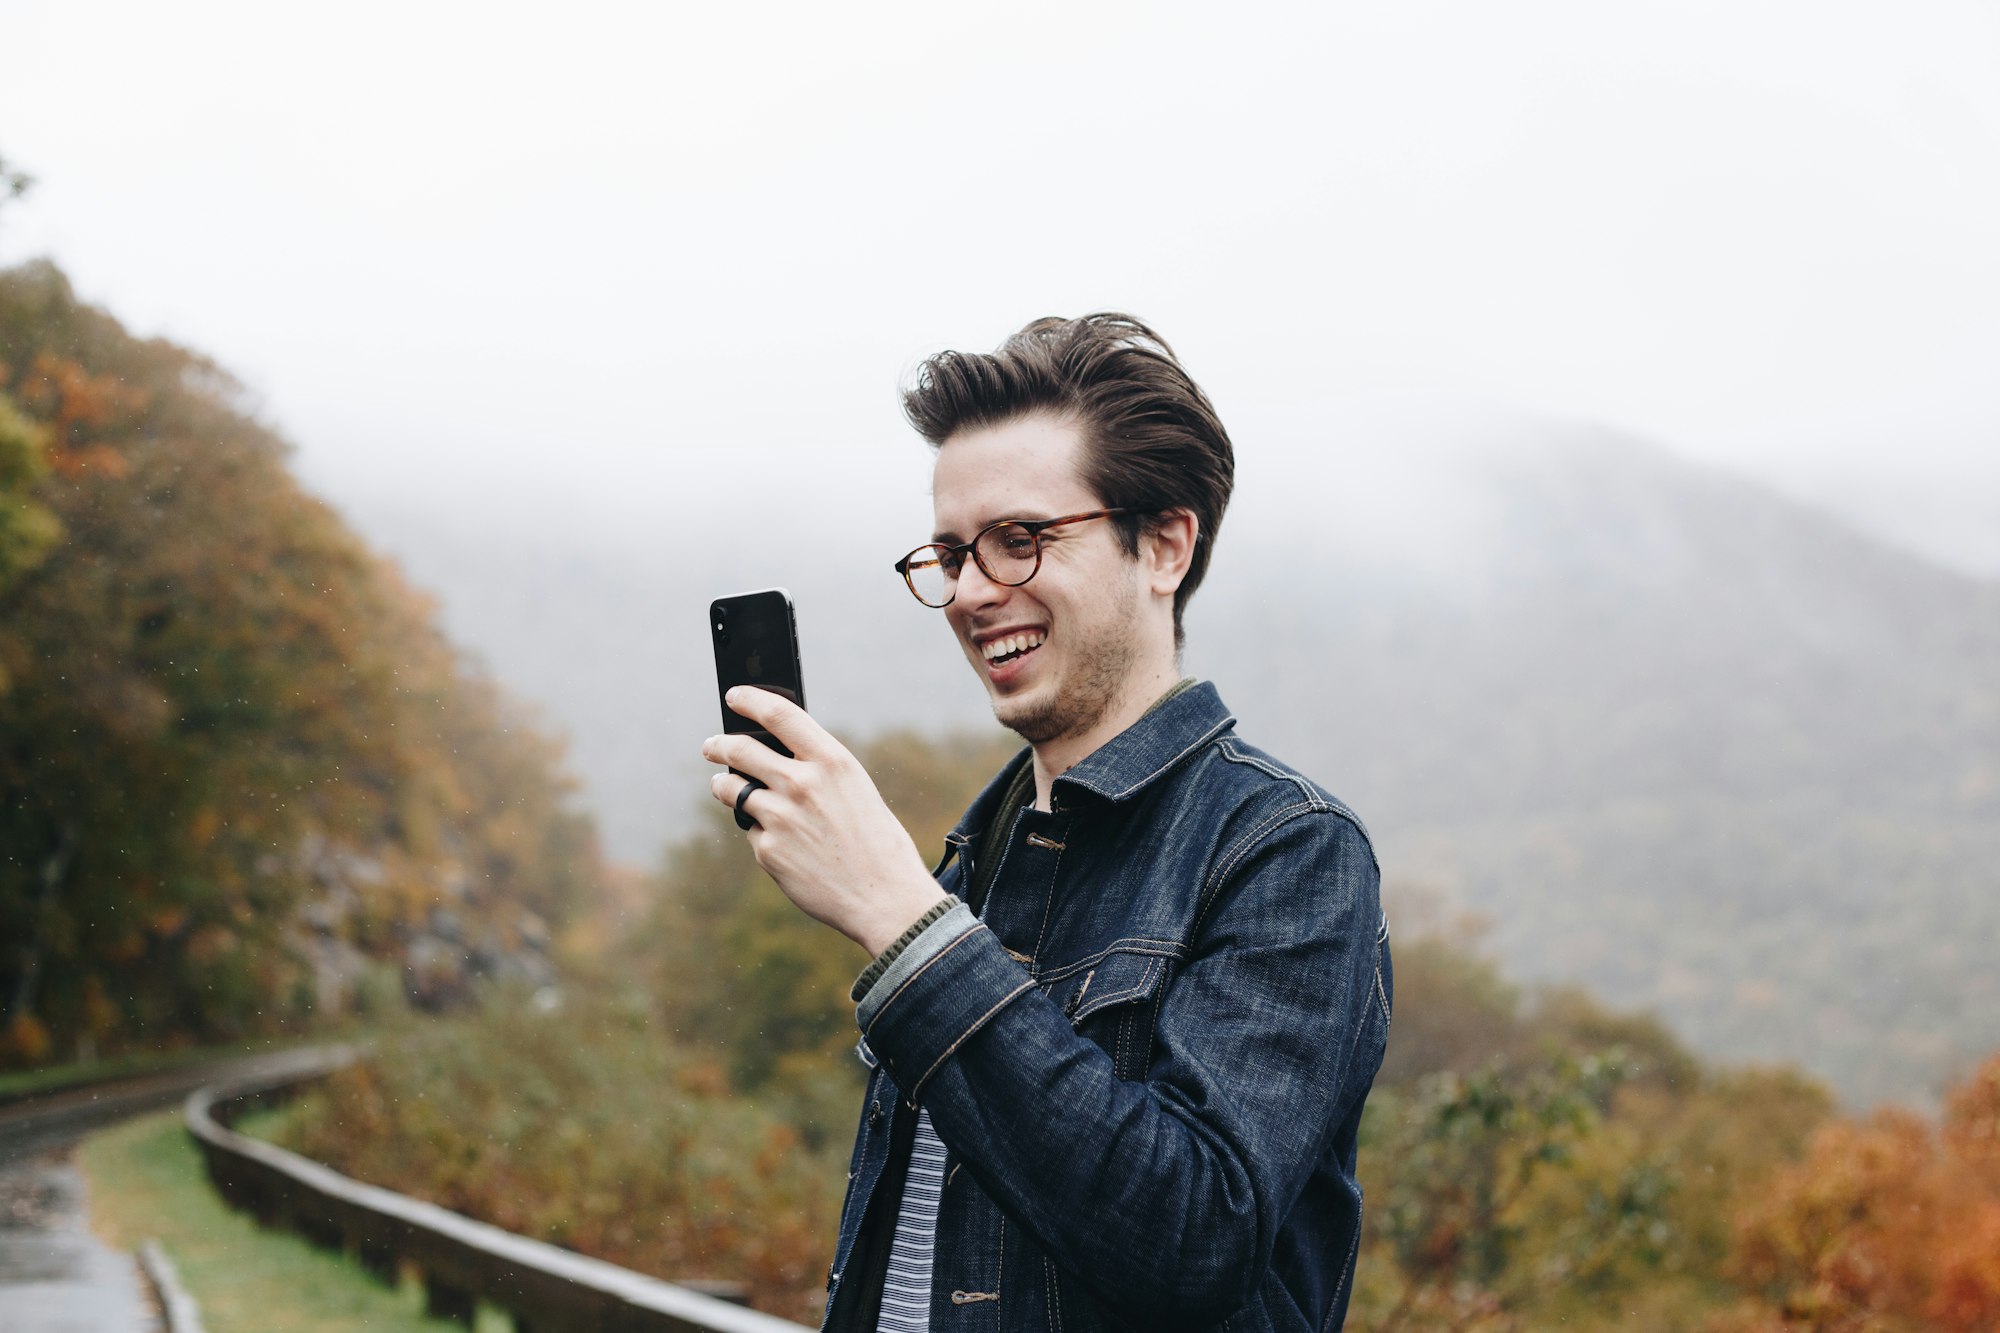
[710,588,807,762]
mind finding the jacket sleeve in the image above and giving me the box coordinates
[854,804,1386,1326]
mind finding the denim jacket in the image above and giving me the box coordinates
[824,682,1391,1333]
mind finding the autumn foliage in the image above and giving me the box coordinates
[259,723,2000,1329]
[0,260,601,1065]
[272,729,1022,1322]
[273,989,849,1321]
[1714,1055,2000,1333]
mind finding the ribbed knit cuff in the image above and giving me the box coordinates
[851,895,961,1003]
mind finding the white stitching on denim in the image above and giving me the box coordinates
[1073,956,1162,1022]
[863,921,989,1041]
[1218,738,1374,837]
[1327,1194,1364,1328]
[1210,802,1321,890]
[1217,737,1319,803]
[1028,817,1068,964]
[911,978,1037,1098]
[1033,939,1185,984]
[1192,802,1320,938]
[1352,939,1385,1053]
[982,801,1029,906]
[1090,712,1235,801]
[1144,975,1167,1071]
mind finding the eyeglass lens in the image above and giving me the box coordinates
[906,523,1041,606]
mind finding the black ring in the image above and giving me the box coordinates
[733,777,767,830]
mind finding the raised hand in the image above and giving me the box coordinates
[702,686,946,956]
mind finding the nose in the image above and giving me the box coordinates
[952,551,1010,612]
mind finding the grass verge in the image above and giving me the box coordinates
[77,1108,508,1333]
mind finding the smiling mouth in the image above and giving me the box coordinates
[981,630,1046,668]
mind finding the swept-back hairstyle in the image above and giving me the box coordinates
[901,313,1234,648]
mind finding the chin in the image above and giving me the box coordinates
[994,704,1063,745]
[979,679,1042,740]
[991,681,1103,746]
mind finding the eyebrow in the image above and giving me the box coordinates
[931,513,1055,544]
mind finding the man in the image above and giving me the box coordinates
[701,314,1390,1332]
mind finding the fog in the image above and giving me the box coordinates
[4,0,1998,1110]
[3,0,1996,590]
[11,0,1996,851]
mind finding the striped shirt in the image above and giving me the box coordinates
[876,1107,947,1332]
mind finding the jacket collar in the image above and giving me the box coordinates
[1052,679,1235,807]
[947,681,1236,850]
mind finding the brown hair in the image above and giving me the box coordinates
[902,313,1234,648]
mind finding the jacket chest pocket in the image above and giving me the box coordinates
[1049,949,1171,1082]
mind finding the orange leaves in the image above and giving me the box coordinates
[1,260,605,1064]
[1722,1057,2000,1332]
[1942,1053,2000,1171]
[9,351,148,478]
[272,996,851,1321]
[1,1013,52,1064]
[1928,1202,2000,1332]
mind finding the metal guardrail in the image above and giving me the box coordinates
[185,1050,813,1333]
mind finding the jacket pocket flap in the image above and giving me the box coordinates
[1067,951,1167,1024]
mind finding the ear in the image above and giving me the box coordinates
[1141,509,1199,598]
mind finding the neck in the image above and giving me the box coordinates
[1029,658,1182,811]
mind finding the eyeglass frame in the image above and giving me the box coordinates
[892,508,1134,608]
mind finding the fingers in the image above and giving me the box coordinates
[701,731,801,785]
[724,686,834,759]
[709,764,778,810]
[711,769,771,829]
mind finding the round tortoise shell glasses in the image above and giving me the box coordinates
[892,509,1132,608]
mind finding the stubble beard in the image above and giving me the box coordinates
[990,578,1140,747]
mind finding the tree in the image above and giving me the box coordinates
[1351,905,1833,1333]
[1715,1053,2000,1333]
[0,259,602,1063]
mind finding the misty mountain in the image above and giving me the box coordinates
[1199,425,2000,1108]
[333,418,1999,1107]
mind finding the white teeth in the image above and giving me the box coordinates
[982,632,1045,662]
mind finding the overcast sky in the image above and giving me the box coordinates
[3,0,1997,579]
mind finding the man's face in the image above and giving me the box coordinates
[931,413,1145,745]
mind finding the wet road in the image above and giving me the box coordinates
[0,1048,344,1331]
[0,1152,160,1332]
